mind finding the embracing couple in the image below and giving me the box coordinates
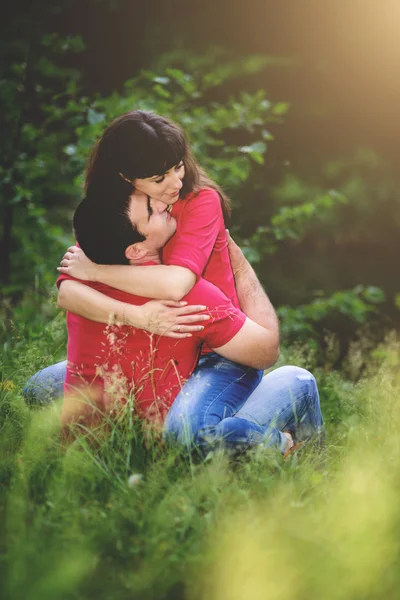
[24,110,324,455]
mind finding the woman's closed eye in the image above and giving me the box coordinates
[154,162,184,184]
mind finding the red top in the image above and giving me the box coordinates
[162,188,240,310]
[58,272,245,424]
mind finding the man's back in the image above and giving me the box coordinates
[59,273,246,423]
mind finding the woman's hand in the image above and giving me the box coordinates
[226,229,247,276]
[126,299,210,339]
[58,246,98,281]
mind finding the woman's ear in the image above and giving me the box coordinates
[125,243,148,263]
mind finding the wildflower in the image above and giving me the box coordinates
[127,473,143,488]
[0,380,15,392]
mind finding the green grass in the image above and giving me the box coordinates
[1,299,400,600]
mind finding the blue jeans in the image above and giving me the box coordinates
[164,356,324,453]
[23,355,324,453]
[164,352,263,447]
[23,360,66,405]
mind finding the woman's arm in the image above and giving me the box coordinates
[58,247,195,301]
[58,279,209,338]
[58,189,222,300]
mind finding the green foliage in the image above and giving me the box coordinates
[241,181,348,260]
[277,285,386,346]
[0,291,66,390]
[1,26,87,293]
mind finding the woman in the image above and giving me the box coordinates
[25,110,323,454]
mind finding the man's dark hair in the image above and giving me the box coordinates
[73,197,145,265]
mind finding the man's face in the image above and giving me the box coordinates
[133,161,185,207]
[127,193,177,254]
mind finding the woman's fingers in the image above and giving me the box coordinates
[161,319,209,338]
[159,301,207,315]
[158,301,208,315]
[177,324,205,332]
[159,300,188,308]
[162,330,193,339]
[176,304,207,316]
[177,314,210,324]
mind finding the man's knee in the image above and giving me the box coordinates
[273,365,317,394]
[22,361,66,405]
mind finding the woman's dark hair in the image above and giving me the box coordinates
[84,110,231,222]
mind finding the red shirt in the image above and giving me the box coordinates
[162,188,240,310]
[58,272,245,424]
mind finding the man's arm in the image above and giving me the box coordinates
[227,230,279,334]
[207,232,279,370]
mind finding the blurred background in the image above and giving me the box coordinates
[1,0,399,365]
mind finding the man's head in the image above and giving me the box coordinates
[73,193,177,266]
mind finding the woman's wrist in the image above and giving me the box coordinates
[123,304,144,328]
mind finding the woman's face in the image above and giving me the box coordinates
[133,161,185,207]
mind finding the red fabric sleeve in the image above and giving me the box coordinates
[165,189,223,278]
[56,273,76,289]
[184,278,246,348]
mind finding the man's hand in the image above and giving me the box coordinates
[226,229,247,276]
[58,246,97,281]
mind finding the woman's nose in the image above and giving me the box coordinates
[171,172,183,191]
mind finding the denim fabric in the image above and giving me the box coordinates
[164,362,324,454]
[22,360,66,405]
[206,365,324,452]
[163,352,263,448]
